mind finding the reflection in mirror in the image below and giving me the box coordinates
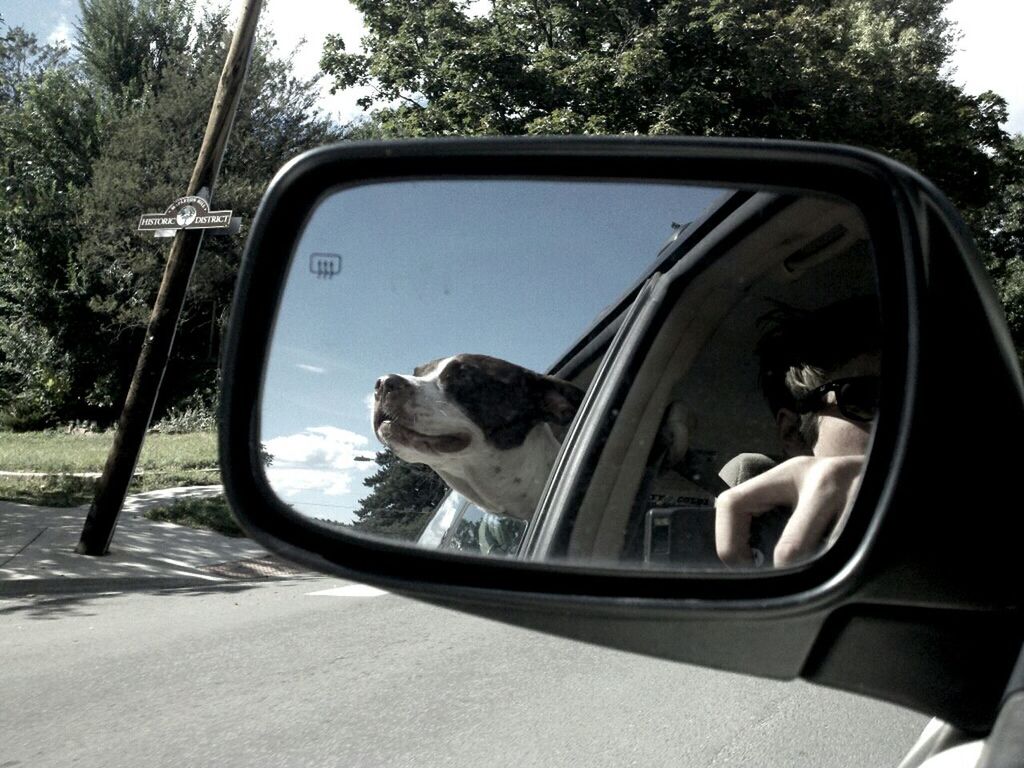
[261,179,881,573]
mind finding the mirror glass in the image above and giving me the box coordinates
[260,178,881,572]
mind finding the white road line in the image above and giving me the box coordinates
[307,584,389,597]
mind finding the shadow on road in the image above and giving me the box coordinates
[0,580,267,620]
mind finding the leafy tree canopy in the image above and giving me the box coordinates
[324,0,1010,208]
[0,23,105,426]
[76,0,196,100]
[0,4,341,428]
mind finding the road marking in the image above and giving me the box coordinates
[307,584,388,597]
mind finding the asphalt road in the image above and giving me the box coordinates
[1,577,929,767]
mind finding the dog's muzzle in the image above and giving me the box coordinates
[373,375,471,454]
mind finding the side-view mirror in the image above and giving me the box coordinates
[220,138,1023,736]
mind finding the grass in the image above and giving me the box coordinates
[0,429,243,537]
[0,430,217,472]
[0,430,220,507]
[0,474,101,507]
[142,496,244,537]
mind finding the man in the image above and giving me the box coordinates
[715,297,881,568]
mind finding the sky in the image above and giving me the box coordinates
[3,0,1021,133]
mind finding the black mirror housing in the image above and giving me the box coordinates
[220,137,1024,732]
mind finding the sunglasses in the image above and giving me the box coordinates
[795,376,880,422]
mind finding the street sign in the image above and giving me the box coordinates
[138,195,239,237]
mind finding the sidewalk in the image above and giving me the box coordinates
[0,486,308,597]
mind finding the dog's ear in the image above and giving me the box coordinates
[538,376,585,426]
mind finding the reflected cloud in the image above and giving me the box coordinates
[264,426,377,497]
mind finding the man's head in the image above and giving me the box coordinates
[755,297,881,458]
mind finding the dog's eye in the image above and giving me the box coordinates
[440,360,466,387]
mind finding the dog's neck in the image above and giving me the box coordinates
[430,422,564,521]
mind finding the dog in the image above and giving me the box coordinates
[372,354,585,520]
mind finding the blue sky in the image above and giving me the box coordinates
[4,0,1022,134]
[259,179,724,520]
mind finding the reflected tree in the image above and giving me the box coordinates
[354,448,448,540]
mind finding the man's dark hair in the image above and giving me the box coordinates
[756,296,882,416]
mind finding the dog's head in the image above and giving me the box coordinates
[372,354,584,518]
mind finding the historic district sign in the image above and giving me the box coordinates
[138,196,239,237]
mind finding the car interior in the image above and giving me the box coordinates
[422,188,881,572]
[427,189,881,567]
[549,191,880,567]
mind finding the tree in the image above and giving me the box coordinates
[71,10,341,416]
[0,4,342,427]
[325,0,1005,206]
[0,25,107,427]
[76,0,196,100]
[973,134,1024,368]
[354,448,448,539]
[0,21,67,105]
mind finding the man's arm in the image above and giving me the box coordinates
[715,455,865,567]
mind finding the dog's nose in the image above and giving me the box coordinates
[375,375,408,398]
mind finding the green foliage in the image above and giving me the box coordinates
[0,30,108,427]
[68,9,341,417]
[0,23,68,105]
[327,0,1001,200]
[150,403,217,433]
[0,4,342,427]
[353,448,448,539]
[972,134,1024,366]
[76,0,197,100]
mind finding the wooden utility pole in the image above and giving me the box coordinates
[77,0,263,556]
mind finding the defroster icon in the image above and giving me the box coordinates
[309,253,342,279]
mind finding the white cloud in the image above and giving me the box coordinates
[47,18,72,46]
[266,466,361,497]
[264,425,377,497]
[229,0,373,123]
[296,363,326,374]
[944,0,1024,134]
[466,0,491,18]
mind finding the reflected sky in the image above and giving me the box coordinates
[261,179,726,521]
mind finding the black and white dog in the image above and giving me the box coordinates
[372,354,585,520]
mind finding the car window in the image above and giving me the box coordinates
[440,502,527,557]
[416,490,466,549]
[418,490,527,556]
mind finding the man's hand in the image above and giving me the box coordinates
[715,455,865,567]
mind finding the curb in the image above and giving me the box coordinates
[1,568,316,598]
[0,576,239,598]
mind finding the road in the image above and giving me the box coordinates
[1,576,928,767]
